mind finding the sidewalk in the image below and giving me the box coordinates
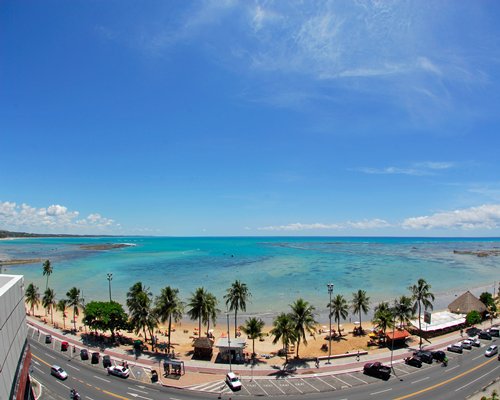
[27,316,499,389]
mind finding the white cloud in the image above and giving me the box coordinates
[0,201,119,233]
[402,204,500,230]
[356,161,455,176]
[259,219,390,232]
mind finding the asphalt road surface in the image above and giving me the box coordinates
[29,336,499,399]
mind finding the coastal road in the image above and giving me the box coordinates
[30,336,499,399]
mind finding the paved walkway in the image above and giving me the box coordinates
[27,316,499,390]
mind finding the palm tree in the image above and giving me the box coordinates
[56,299,68,330]
[127,282,154,342]
[42,288,56,325]
[270,313,296,363]
[203,292,219,335]
[409,278,435,349]
[66,287,81,332]
[241,317,265,356]
[290,298,317,358]
[351,290,370,330]
[224,280,251,338]
[372,301,393,337]
[187,287,209,336]
[25,283,40,316]
[42,260,53,291]
[393,295,414,328]
[154,286,184,352]
[329,294,349,336]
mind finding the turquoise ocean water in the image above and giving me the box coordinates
[1,236,498,320]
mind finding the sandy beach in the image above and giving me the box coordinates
[29,302,412,365]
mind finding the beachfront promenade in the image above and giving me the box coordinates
[27,315,499,396]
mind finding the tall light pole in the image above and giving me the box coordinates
[326,283,334,365]
[107,273,113,302]
[226,312,232,372]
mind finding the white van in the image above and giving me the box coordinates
[225,372,242,390]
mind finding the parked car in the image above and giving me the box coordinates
[413,350,433,364]
[103,355,112,368]
[50,365,68,380]
[469,337,481,347]
[363,362,391,380]
[80,349,89,360]
[485,345,498,357]
[45,335,52,344]
[226,372,242,390]
[461,340,473,350]
[91,352,100,364]
[404,356,422,368]
[489,327,500,337]
[431,350,446,362]
[447,343,463,354]
[466,327,481,337]
[107,365,130,378]
[479,331,492,340]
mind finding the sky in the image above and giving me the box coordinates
[2,1,500,237]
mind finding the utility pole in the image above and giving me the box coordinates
[326,283,334,365]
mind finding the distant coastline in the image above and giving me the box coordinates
[0,229,116,239]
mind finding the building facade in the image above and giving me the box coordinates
[0,275,34,400]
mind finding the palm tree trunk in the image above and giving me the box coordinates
[338,319,341,337]
[168,316,172,353]
[50,306,53,325]
[234,310,238,338]
[73,309,77,331]
[418,301,422,350]
[296,340,300,358]
[359,312,362,330]
[198,317,201,337]
[252,338,255,355]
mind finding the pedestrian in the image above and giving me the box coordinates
[315,358,319,368]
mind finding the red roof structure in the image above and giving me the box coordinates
[385,329,410,341]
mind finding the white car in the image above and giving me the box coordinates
[469,337,481,347]
[50,365,68,380]
[225,372,242,390]
[107,365,130,378]
[485,345,498,357]
[461,339,473,350]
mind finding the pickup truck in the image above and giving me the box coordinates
[363,362,391,379]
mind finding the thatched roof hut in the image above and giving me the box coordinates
[448,291,487,314]
[192,337,213,359]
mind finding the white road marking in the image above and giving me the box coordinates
[93,375,111,383]
[370,388,393,395]
[33,366,44,374]
[126,393,153,400]
[67,365,80,371]
[472,354,485,360]
[348,373,368,384]
[316,376,337,389]
[127,387,149,394]
[332,375,352,388]
[44,352,56,359]
[252,379,270,396]
[411,376,430,384]
[444,365,459,373]
[56,381,71,390]
[455,365,500,392]
[85,397,95,400]
[299,378,320,392]
[268,379,287,394]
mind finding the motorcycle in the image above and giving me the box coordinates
[70,389,81,400]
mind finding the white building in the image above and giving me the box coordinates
[0,275,34,399]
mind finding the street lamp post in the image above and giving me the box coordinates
[107,273,113,302]
[226,312,232,372]
[326,283,334,365]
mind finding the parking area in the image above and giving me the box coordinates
[188,337,497,396]
[28,325,154,384]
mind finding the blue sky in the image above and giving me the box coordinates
[2,1,500,236]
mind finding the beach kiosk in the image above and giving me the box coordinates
[192,337,214,360]
[215,337,247,364]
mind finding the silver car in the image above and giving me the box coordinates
[50,365,68,380]
[485,345,498,357]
